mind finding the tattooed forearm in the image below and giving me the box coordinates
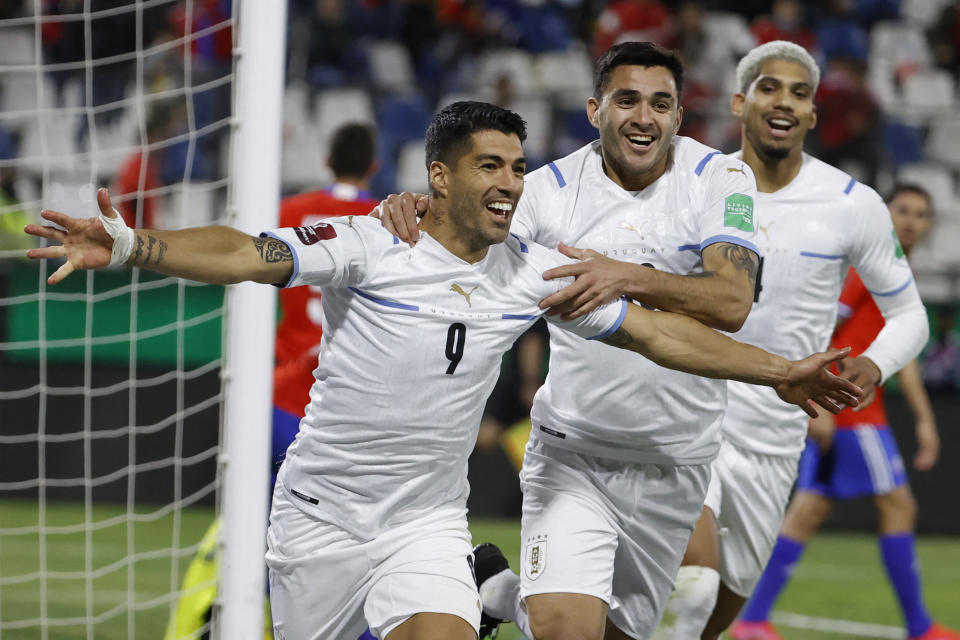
[601,326,635,349]
[715,242,759,287]
[130,233,169,266]
[252,237,293,264]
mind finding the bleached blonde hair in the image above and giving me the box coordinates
[736,40,820,94]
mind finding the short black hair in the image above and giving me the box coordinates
[593,41,685,99]
[424,101,527,169]
[329,123,376,178]
[886,182,934,213]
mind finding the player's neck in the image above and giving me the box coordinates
[419,208,490,264]
[741,139,804,193]
[333,176,369,190]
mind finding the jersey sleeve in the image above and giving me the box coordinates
[697,154,761,256]
[846,186,914,297]
[527,244,629,340]
[846,185,929,383]
[261,217,371,289]
[511,173,546,241]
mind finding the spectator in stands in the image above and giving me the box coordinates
[111,103,174,229]
[0,128,31,252]
[816,0,869,62]
[593,0,673,58]
[751,0,817,53]
[303,0,353,88]
[813,55,880,184]
[928,1,960,80]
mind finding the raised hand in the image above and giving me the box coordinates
[25,188,123,284]
[775,347,862,418]
[913,416,940,471]
[369,192,427,246]
[539,243,646,319]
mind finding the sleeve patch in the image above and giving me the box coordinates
[892,229,905,259]
[723,193,755,232]
[293,222,338,245]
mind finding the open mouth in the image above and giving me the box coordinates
[766,116,796,139]
[626,133,655,150]
[485,200,513,224]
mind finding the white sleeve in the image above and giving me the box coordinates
[261,217,370,289]
[697,154,761,256]
[530,246,629,340]
[512,173,546,241]
[848,186,929,383]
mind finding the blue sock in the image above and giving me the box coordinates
[740,535,806,623]
[358,631,376,640]
[880,533,932,638]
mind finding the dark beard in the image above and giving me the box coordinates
[756,140,791,161]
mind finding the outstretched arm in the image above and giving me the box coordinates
[539,241,758,331]
[25,188,293,286]
[898,359,940,471]
[602,305,861,417]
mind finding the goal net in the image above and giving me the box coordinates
[0,2,281,638]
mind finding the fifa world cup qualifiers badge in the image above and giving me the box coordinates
[294,223,338,245]
[724,193,755,232]
[524,534,548,581]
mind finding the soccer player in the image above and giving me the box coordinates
[25,101,858,640]
[731,184,958,640]
[272,122,379,472]
[651,41,931,640]
[379,42,774,640]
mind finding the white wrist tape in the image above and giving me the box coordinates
[99,209,136,265]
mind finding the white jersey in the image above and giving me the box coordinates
[512,137,760,465]
[263,216,626,539]
[723,153,919,457]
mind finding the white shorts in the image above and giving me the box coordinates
[265,484,481,640]
[519,439,710,640]
[703,439,800,598]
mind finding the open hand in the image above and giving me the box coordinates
[370,192,427,247]
[836,355,881,409]
[775,347,862,418]
[913,417,940,471]
[25,188,118,284]
[539,243,646,319]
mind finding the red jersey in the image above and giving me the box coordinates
[832,268,888,427]
[113,151,159,229]
[273,184,378,416]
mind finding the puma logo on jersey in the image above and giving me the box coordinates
[619,221,645,239]
[451,283,479,307]
[727,166,748,176]
[759,221,776,239]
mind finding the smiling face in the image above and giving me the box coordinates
[733,58,817,162]
[587,64,683,191]
[432,129,526,256]
[888,189,933,255]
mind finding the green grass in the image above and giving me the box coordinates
[2,501,959,639]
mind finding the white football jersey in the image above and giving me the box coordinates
[512,137,760,465]
[722,153,918,456]
[263,216,626,539]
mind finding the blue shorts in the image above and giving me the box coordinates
[796,424,907,499]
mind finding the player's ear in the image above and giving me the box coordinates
[586,98,600,130]
[429,161,449,198]
[674,105,683,133]
[731,92,745,118]
[809,103,818,131]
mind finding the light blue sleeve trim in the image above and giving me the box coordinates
[547,162,566,188]
[502,313,540,321]
[695,150,722,176]
[261,231,299,288]
[800,251,845,260]
[587,298,629,340]
[868,275,913,297]
[844,177,856,194]
[699,234,761,258]
[347,287,420,311]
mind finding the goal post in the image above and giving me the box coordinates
[217,0,286,637]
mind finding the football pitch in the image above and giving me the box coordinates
[1,500,958,639]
